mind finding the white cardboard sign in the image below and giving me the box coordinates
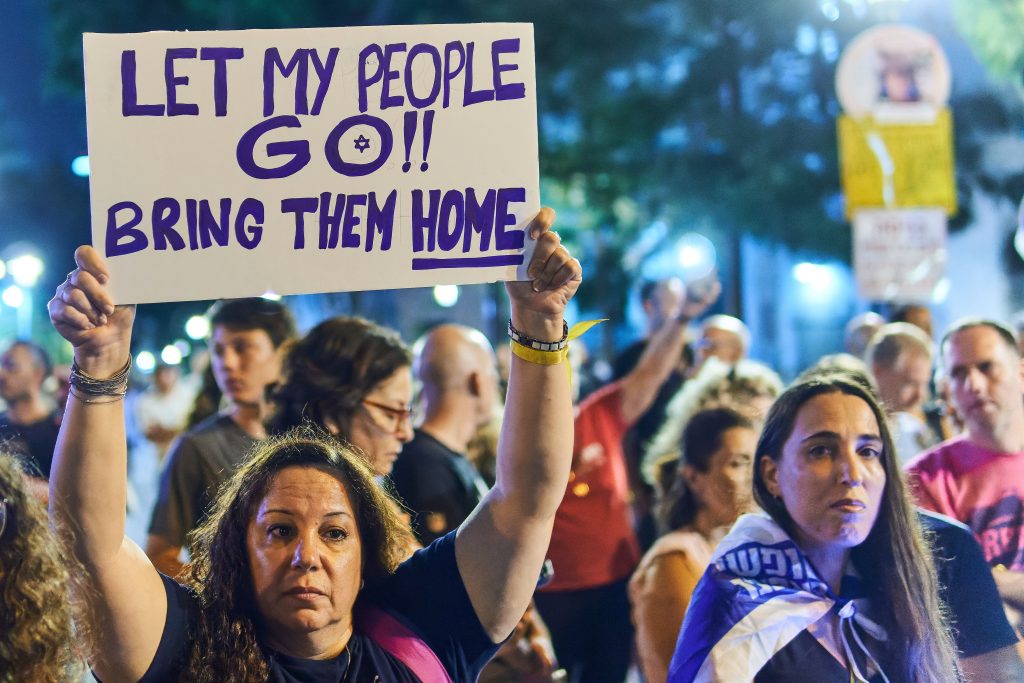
[83,24,539,304]
[853,208,947,302]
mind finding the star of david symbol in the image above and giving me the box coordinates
[353,134,371,153]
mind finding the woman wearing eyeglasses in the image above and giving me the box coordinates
[269,315,415,478]
[0,453,85,681]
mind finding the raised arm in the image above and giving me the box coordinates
[455,209,580,640]
[617,277,720,426]
[48,246,168,681]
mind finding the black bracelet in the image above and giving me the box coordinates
[507,319,569,352]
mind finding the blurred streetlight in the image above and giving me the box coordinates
[6,253,44,287]
[136,351,156,373]
[1,285,23,308]
[675,233,717,281]
[71,155,91,177]
[161,344,183,366]
[433,284,459,308]
[185,315,211,340]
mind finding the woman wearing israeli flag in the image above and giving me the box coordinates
[669,373,959,682]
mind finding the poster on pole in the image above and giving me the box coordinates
[83,24,539,304]
[852,208,947,302]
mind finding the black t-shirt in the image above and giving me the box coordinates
[139,531,500,682]
[148,413,258,549]
[920,509,1019,658]
[0,410,61,478]
[390,430,487,545]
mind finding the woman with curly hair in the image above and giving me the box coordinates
[47,209,581,682]
[0,453,84,682]
[642,357,782,498]
[269,315,414,477]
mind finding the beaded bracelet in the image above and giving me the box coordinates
[507,320,569,351]
[69,357,132,396]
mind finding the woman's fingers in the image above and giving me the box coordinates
[47,295,96,331]
[61,285,107,326]
[74,245,109,284]
[528,233,581,292]
[527,207,555,240]
[68,268,115,317]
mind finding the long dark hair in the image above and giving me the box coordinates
[752,374,958,682]
[659,407,752,532]
[180,427,413,682]
[270,316,412,437]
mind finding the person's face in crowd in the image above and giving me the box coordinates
[762,392,886,559]
[153,366,179,394]
[347,366,414,476]
[874,351,932,414]
[0,345,44,404]
[686,426,757,529]
[247,465,362,650]
[697,327,744,367]
[944,326,1024,441]
[210,326,283,407]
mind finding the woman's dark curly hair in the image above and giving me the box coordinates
[180,427,413,682]
[0,453,86,682]
[270,316,412,436]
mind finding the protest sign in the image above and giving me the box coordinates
[83,24,539,303]
[853,208,946,302]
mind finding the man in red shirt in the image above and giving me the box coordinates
[534,279,720,683]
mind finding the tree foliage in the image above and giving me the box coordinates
[44,0,1022,316]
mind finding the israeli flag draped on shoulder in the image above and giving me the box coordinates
[667,513,889,683]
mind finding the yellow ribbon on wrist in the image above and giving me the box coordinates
[509,319,608,384]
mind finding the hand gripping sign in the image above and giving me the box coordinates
[83,24,539,303]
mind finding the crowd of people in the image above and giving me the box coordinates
[2,216,1024,682]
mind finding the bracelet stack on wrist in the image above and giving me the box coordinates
[507,320,569,365]
[69,357,132,404]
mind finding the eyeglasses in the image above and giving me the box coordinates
[361,399,415,433]
[0,499,8,540]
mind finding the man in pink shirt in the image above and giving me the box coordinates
[906,318,1024,626]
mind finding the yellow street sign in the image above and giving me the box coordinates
[837,109,955,219]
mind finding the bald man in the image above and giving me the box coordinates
[390,324,497,545]
[695,314,750,371]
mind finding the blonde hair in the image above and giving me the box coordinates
[643,357,782,490]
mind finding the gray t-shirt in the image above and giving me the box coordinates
[148,414,257,549]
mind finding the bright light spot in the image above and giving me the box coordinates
[7,254,44,287]
[71,155,91,177]
[433,284,459,308]
[173,339,192,357]
[261,290,282,301]
[136,351,156,373]
[819,0,840,22]
[931,277,951,304]
[793,262,834,287]
[675,233,716,280]
[0,261,5,279]
[185,315,211,340]
[1,285,23,308]
[795,24,817,55]
[161,345,183,366]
